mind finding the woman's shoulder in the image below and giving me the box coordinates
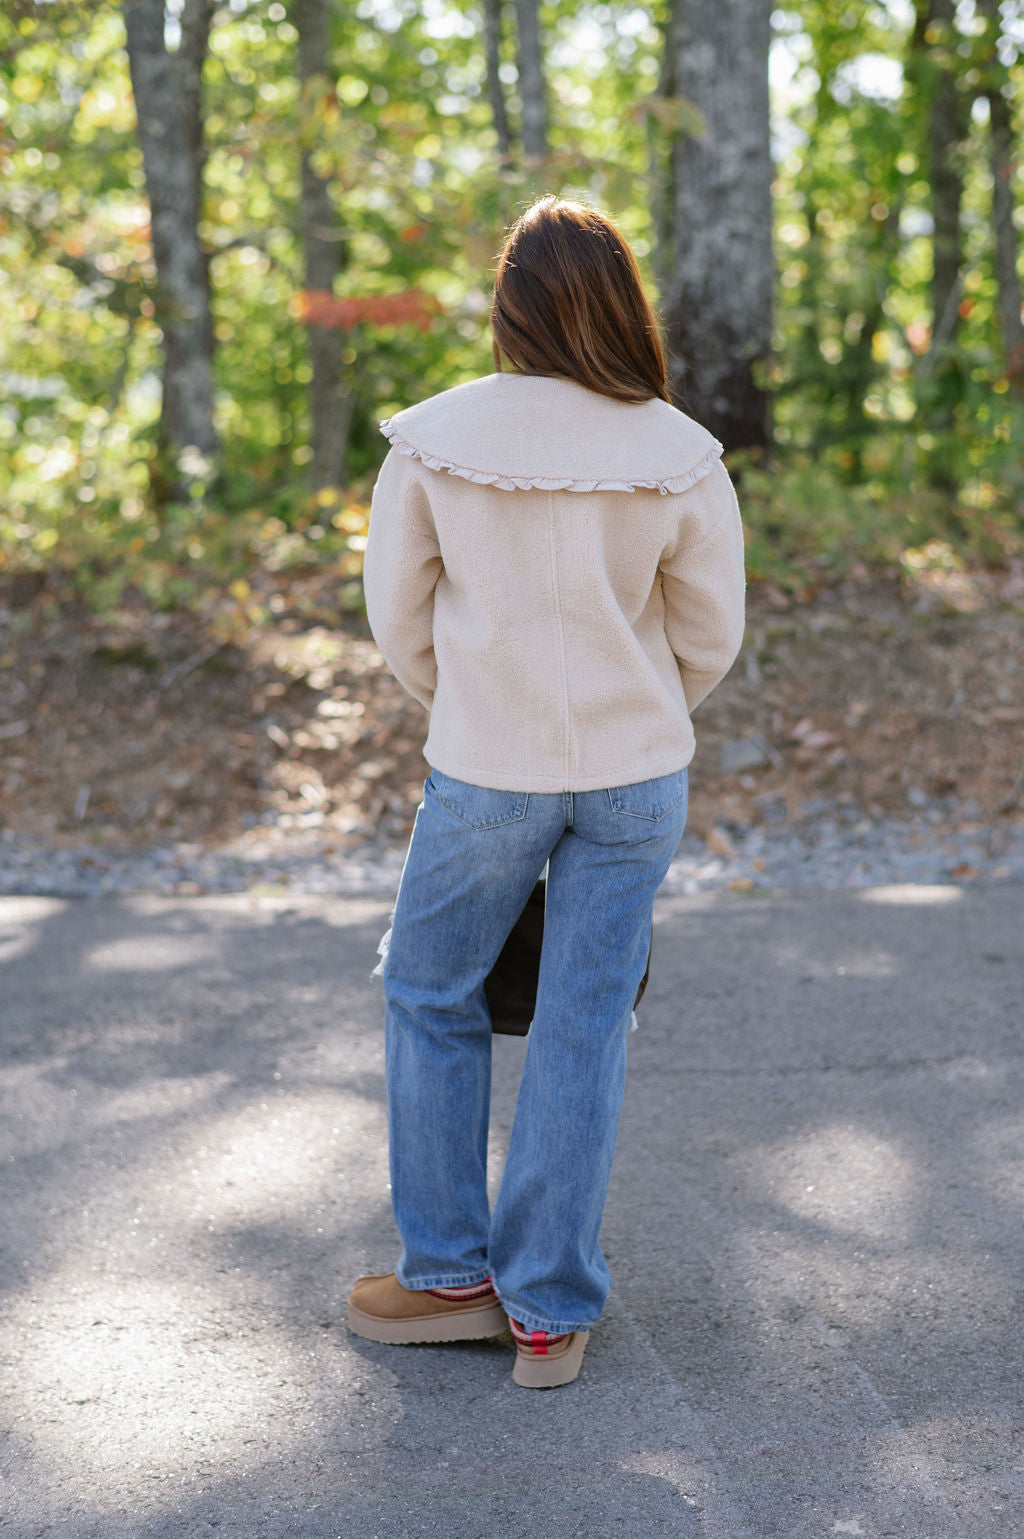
[379,375,723,497]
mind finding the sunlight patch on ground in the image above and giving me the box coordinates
[773,943,897,979]
[83,932,221,972]
[858,884,963,906]
[0,895,66,961]
[8,1277,288,1463]
[2,1086,399,1514]
[749,1123,916,1242]
[166,1093,384,1226]
[900,539,985,613]
[3,1267,399,1509]
[0,895,66,923]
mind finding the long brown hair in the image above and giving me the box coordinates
[490,197,669,404]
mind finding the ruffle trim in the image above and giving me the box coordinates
[379,418,724,496]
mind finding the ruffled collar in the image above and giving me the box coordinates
[379,373,723,495]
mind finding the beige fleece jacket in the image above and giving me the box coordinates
[363,372,745,792]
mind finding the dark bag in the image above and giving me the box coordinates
[484,879,651,1037]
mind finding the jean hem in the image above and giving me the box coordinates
[494,1292,598,1335]
[396,1266,493,1291]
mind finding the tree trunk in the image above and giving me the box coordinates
[123,0,218,464]
[484,0,512,167]
[910,0,969,378]
[842,198,904,476]
[977,0,1024,384]
[650,10,676,303]
[987,89,1024,385]
[663,0,773,451]
[292,0,351,492]
[907,0,970,503]
[513,0,547,158]
[929,0,968,360]
[177,0,211,191]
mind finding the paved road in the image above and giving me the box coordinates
[1,882,1021,1538]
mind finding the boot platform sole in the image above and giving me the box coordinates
[347,1297,509,1344]
[513,1330,589,1388]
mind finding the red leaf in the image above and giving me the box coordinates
[295,287,441,332]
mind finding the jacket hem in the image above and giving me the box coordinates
[424,746,695,794]
[379,419,725,496]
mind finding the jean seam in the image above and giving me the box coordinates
[441,812,528,830]
[608,806,682,822]
[607,792,685,820]
[435,794,530,831]
[546,490,573,784]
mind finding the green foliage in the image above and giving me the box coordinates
[0,0,1022,615]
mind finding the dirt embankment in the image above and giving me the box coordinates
[1,570,1022,854]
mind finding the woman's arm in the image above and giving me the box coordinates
[363,451,443,710]
[660,458,746,712]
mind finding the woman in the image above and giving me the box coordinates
[347,197,745,1389]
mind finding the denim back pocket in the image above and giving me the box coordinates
[430,771,530,831]
[606,770,687,822]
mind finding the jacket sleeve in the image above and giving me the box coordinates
[362,449,443,711]
[660,457,746,712]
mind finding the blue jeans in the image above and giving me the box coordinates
[379,767,688,1335]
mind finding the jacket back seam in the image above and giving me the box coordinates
[546,491,573,785]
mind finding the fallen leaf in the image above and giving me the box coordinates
[706,827,737,858]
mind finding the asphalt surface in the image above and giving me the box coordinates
[1,882,1022,1538]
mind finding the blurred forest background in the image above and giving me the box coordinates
[0,0,1022,856]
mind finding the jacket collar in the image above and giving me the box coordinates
[380,373,723,495]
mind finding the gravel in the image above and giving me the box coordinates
[2,796,1022,898]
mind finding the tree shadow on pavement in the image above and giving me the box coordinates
[1,883,1022,1537]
